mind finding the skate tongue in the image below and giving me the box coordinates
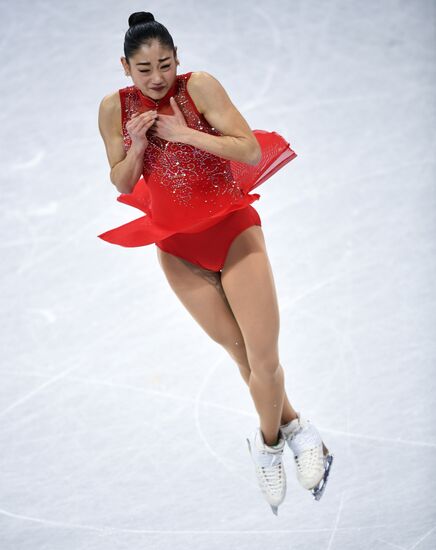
[267,439,283,450]
[280,417,301,437]
[263,433,285,452]
[255,429,284,452]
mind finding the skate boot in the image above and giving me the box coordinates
[280,412,333,501]
[246,427,287,516]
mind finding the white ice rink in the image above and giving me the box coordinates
[1,0,435,548]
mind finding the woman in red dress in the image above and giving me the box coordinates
[97,11,333,514]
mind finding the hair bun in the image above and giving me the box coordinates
[128,12,155,28]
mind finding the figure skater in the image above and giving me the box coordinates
[97,11,333,515]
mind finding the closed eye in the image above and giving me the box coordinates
[139,64,171,73]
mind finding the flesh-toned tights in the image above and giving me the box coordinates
[156,225,298,446]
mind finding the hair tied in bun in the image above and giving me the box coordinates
[124,12,176,61]
[128,12,155,28]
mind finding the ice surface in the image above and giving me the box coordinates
[0,0,435,549]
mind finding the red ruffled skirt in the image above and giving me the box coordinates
[97,130,297,247]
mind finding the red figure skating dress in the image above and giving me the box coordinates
[97,71,297,271]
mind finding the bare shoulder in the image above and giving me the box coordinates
[98,90,121,133]
[187,71,230,114]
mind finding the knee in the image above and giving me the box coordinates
[249,350,281,378]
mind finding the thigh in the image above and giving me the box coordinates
[156,247,246,355]
[220,226,280,363]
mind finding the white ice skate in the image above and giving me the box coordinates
[246,427,287,515]
[280,412,333,501]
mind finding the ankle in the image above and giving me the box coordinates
[262,430,282,447]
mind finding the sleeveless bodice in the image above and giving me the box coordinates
[119,72,245,228]
[98,72,297,248]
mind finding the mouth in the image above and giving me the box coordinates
[151,86,165,92]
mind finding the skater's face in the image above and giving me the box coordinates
[121,40,179,101]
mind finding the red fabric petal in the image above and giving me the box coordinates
[97,130,296,248]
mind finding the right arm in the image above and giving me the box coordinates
[98,93,157,194]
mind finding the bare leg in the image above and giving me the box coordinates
[221,225,289,446]
[155,247,297,429]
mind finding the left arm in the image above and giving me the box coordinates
[152,71,262,166]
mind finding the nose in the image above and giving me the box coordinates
[149,68,164,84]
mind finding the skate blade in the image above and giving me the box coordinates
[246,437,252,456]
[311,454,334,501]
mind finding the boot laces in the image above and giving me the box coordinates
[289,424,324,475]
[257,460,284,495]
[255,448,284,495]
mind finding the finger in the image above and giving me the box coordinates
[137,118,156,132]
[128,112,156,130]
[127,119,143,133]
[137,112,157,125]
[170,97,185,121]
[130,111,156,124]
[170,97,180,112]
[127,113,145,127]
[141,109,157,118]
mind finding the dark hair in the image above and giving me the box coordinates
[124,12,176,62]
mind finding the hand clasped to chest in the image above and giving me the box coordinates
[149,96,191,143]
